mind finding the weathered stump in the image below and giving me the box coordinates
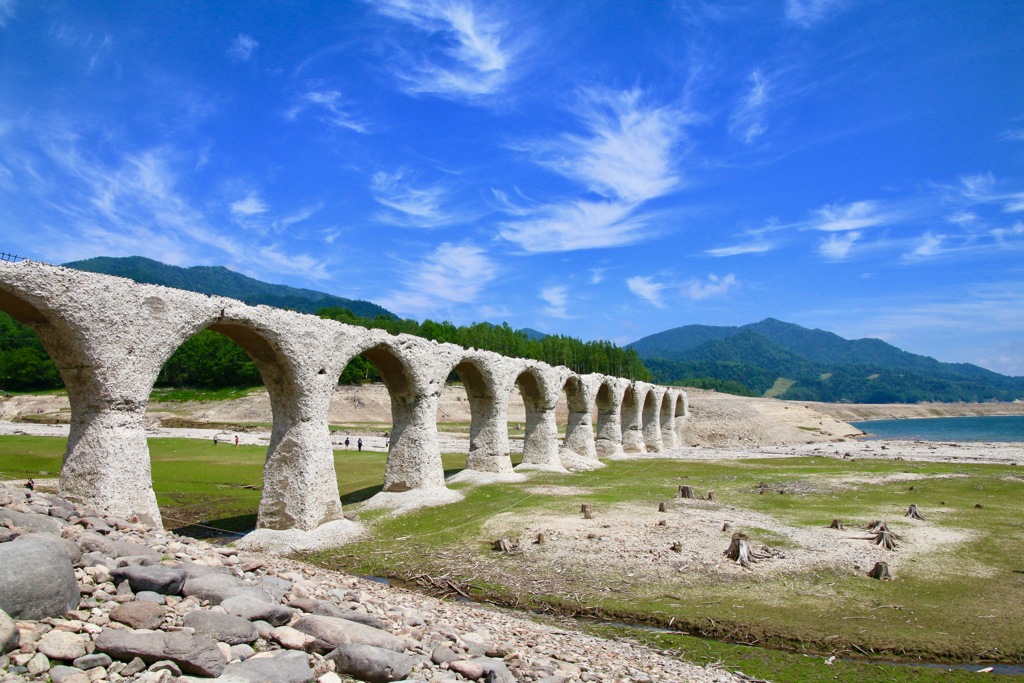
[670,541,683,553]
[867,562,892,580]
[723,532,768,568]
[533,533,545,546]
[829,518,844,530]
[656,519,667,527]
[905,504,925,520]
[581,503,593,519]
[658,502,667,512]
[706,490,716,501]
[492,537,519,553]
[678,485,697,499]
[865,519,886,532]
[722,522,730,532]
[872,528,900,551]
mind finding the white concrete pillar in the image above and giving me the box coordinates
[660,390,677,448]
[458,355,514,474]
[642,384,664,452]
[595,379,625,456]
[620,385,646,453]
[515,367,565,471]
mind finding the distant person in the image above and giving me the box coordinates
[234,435,239,446]
[344,437,350,450]
[213,435,218,446]
[25,478,34,491]
[357,438,363,452]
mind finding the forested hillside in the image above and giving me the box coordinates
[64,256,393,319]
[633,319,1024,403]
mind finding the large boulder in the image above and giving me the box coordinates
[109,601,166,630]
[182,610,258,645]
[291,598,388,630]
[219,650,314,683]
[327,643,414,683]
[94,628,227,677]
[111,565,187,596]
[182,574,270,605]
[220,594,295,627]
[0,508,62,535]
[0,608,18,654]
[0,535,79,619]
[291,615,407,655]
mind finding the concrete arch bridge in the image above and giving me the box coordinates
[0,261,688,533]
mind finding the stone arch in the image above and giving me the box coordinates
[513,366,564,471]
[334,335,444,493]
[558,374,602,470]
[620,384,645,453]
[448,354,512,474]
[674,390,689,444]
[594,378,625,456]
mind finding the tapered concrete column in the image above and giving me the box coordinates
[675,391,690,444]
[459,354,515,474]
[595,379,625,456]
[642,384,664,452]
[515,366,565,471]
[621,385,646,453]
[560,374,603,471]
[383,390,446,490]
[660,390,677,448]
[61,387,161,527]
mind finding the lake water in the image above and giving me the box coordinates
[851,415,1024,442]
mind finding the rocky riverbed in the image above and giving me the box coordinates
[0,482,746,683]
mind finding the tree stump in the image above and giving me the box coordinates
[658,502,667,512]
[678,485,697,499]
[905,504,925,520]
[722,522,730,532]
[865,520,887,532]
[656,519,667,527]
[829,519,844,530]
[867,562,892,580]
[492,538,519,553]
[872,528,900,551]
[706,491,716,501]
[670,541,683,553]
[581,503,593,519]
[533,533,545,546]
[723,532,768,568]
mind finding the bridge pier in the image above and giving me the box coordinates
[560,374,602,471]
[642,384,664,453]
[595,379,625,457]
[621,385,647,453]
[516,367,566,472]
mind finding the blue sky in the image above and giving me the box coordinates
[2,1,1023,375]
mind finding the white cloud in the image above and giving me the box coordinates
[706,239,775,257]
[681,273,738,300]
[525,88,687,204]
[1001,128,1024,142]
[589,268,605,285]
[729,68,770,144]
[540,285,570,318]
[498,198,652,253]
[227,34,259,62]
[499,88,688,252]
[380,243,497,316]
[231,192,269,217]
[626,276,667,308]
[0,0,15,28]
[370,170,460,227]
[945,210,978,226]
[785,0,850,27]
[287,91,368,133]
[372,0,520,100]
[818,231,860,260]
[809,200,893,232]
[901,231,946,262]
[959,172,996,201]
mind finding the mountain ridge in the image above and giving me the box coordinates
[630,319,1023,403]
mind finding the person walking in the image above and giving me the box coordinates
[344,437,350,450]
[357,438,363,452]
[234,435,239,447]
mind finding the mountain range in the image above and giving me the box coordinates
[629,318,1024,403]
[63,256,394,319]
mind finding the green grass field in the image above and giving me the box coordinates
[1,436,1020,682]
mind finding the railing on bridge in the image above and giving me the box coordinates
[0,252,26,263]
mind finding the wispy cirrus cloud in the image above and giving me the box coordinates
[0,0,15,28]
[818,231,860,260]
[682,273,739,300]
[626,276,667,308]
[706,239,776,257]
[380,242,498,316]
[286,90,369,133]
[900,231,946,262]
[809,200,896,232]
[370,170,463,227]
[499,88,689,253]
[230,192,269,218]
[2,121,331,279]
[371,0,521,100]
[227,34,259,62]
[729,68,771,144]
[784,0,851,28]
[540,285,570,318]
